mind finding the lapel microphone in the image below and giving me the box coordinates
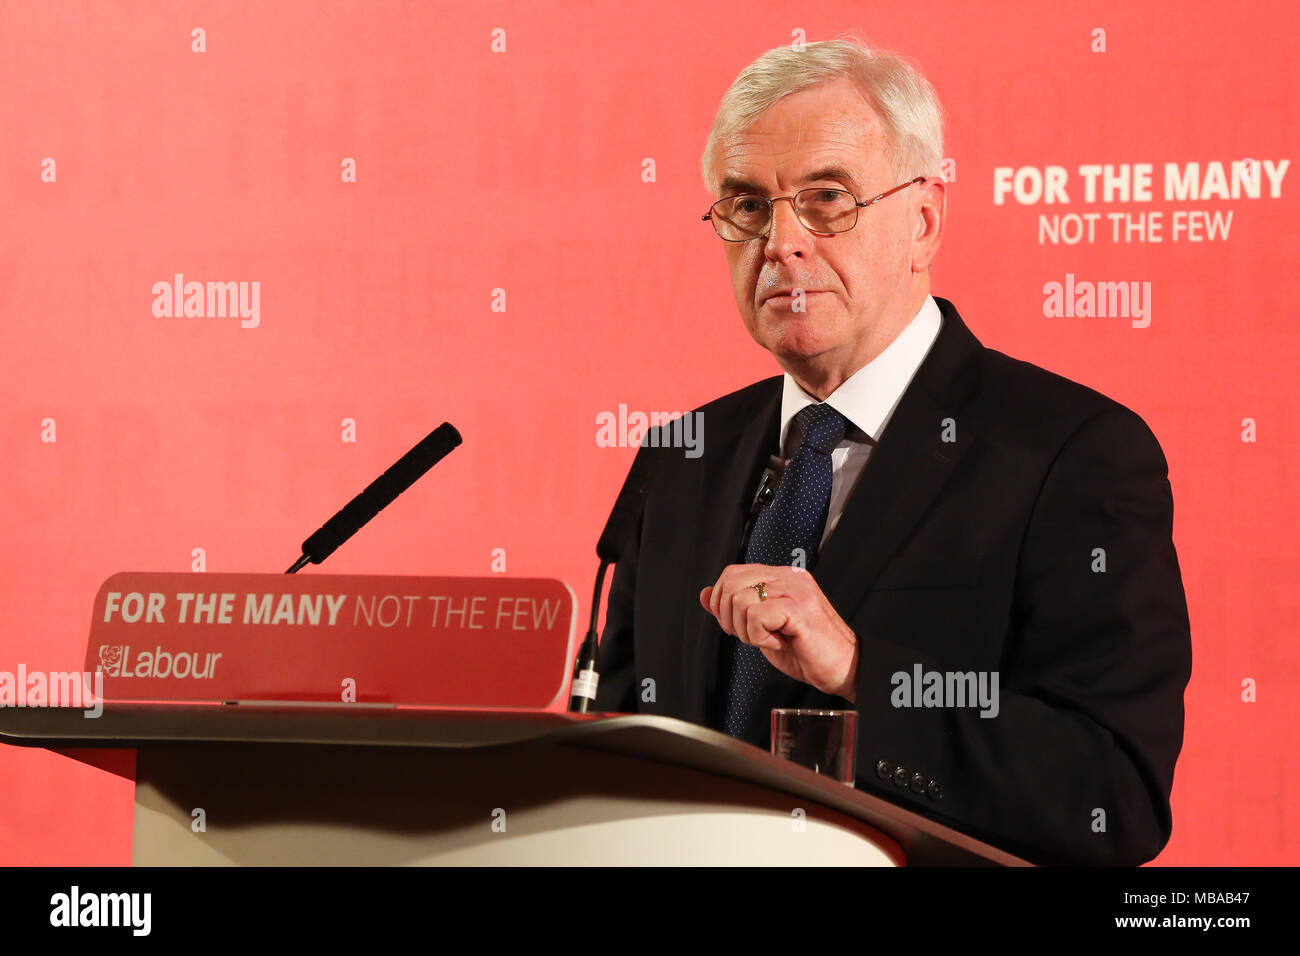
[739,455,786,556]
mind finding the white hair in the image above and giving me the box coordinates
[701,36,945,194]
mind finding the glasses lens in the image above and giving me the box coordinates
[710,190,860,239]
[712,196,770,240]
[794,189,858,233]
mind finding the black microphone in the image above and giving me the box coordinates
[569,445,657,712]
[738,455,784,555]
[285,422,462,573]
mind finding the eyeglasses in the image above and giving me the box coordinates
[702,176,926,241]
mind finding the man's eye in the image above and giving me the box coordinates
[734,198,766,215]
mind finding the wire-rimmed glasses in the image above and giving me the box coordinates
[702,176,927,241]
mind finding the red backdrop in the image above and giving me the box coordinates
[1,0,1296,865]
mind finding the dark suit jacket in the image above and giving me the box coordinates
[593,296,1192,866]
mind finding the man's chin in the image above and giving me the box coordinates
[767,338,839,368]
[761,318,833,351]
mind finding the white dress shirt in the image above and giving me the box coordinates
[776,295,943,546]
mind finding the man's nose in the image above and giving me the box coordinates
[765,197,811,258]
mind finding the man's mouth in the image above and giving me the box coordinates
[762,290,826,306]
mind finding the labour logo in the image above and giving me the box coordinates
[98,645,125,676]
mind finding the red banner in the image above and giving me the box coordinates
[84,572,576,709]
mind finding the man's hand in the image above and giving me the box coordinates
[699,564,858,702]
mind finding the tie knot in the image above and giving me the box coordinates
[794,403,848,454]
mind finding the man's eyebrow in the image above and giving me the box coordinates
[718,175,763,196]
[801,165,863,191]
[718,165,864,196]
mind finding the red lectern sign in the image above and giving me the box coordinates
[84,572,577,709]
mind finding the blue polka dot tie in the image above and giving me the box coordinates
[723,402,848,738]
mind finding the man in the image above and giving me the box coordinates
[592,39,1191,867]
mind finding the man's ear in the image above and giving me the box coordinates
[912,177,946,271]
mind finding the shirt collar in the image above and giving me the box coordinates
[778,294,943,453]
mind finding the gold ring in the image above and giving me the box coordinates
[752,582,767,601]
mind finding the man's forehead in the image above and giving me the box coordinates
[712,83,889,193]
[714,139,886,196]
[717,161,868,197]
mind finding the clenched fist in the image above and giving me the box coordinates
[699,563,858,702]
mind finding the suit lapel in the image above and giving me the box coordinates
[680,378,782,726]
[813,297,985,624]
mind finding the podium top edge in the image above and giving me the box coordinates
[0,704,1033,867]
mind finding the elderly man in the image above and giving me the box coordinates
[592,39,1191,867]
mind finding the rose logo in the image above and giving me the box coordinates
[98,645,124,676]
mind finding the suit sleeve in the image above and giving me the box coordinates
[852,406,1192,865]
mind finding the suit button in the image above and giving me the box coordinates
[927,780,943,801]
[910,772,926,794]
[892,766,909,787]
[875,760,892,780]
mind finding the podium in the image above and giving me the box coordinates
[0,703,1031,866]
[6,571,1034,865]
